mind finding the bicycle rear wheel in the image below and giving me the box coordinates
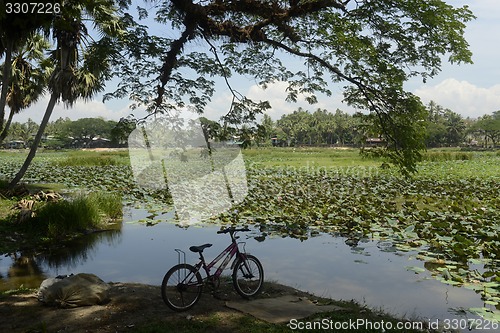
[232,254,264,298]
[161,264,203,311]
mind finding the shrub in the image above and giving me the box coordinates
[26,191,122,239]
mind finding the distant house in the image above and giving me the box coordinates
[89,137,112,148]
[365,137,385,147]
[271,136,289,147]
[2,140,25,149]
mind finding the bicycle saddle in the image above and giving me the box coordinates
[189,243,212,253]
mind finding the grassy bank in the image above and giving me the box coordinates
[0,188,122,252]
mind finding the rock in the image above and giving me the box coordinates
[38,273,110,308]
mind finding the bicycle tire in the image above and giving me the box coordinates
[161,264,203,311]
[232,254,264,298]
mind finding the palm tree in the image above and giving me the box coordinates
[0,9,52,134]
[8,0,122,189]
[445,111,466,146]
[0,34,52,143]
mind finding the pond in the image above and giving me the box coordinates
[0,207,495,331]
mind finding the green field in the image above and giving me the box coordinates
[1,147,499,320]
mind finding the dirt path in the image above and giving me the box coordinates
[0,281,308,332]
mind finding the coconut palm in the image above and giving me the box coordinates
[0,8,52,134]
[0,34,52,143]
[8,0,122,189]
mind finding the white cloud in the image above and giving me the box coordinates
[204,81,357,121]
[414,78,500,118]
[12,94,134,124]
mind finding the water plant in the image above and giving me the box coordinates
[22,191,123,239]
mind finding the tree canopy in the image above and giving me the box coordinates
[0,0,476,176]
[107,0,475,175]
[471,111,500,147]
[2,0,124,188]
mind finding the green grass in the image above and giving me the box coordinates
[52,150,130,167]
[0,148,130,166]
[0,178,16,221]
[19,191,123,239]
[87,191,123,219]
[421,151,473,161]
[242,147,384,168]
[0,197,16,219]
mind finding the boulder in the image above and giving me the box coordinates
[38,273,110,308]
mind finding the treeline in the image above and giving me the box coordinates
[203,101,499,149]
[256,102,499,148]
[3,101,499,150]
[1,117,136,149]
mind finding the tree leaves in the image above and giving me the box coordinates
[105,0,475,175]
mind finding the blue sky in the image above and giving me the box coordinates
[15,0,500,123]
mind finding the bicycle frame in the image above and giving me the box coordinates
[171,228,251,289]
[162,227,263,311]
[194,240,244,280]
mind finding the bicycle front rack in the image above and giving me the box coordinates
[238,242,248,255]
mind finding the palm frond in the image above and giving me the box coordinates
[3,33,51,113]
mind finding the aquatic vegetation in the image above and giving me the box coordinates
[224,157,500,319]
[0,149,499,319]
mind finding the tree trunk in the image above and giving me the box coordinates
[0,40,13,131]
[8,93,58,189]
[0,107,16,144]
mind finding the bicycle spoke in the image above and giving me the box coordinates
[162,264,203,311]
[233,255,264,298]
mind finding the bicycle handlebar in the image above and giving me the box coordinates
[217,227,250,234]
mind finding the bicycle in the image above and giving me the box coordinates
[161,227,264,311]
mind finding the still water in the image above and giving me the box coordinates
[0,207,491,328]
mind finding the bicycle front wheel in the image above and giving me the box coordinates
[232,254,264,298]
[161,264,203,311]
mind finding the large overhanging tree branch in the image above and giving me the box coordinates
[111,0,474,175]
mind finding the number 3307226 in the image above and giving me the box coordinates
[6,2,61,14]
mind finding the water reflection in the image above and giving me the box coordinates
[0,253,45,291]
[0,209,497,331]
[37,227,122,270]
[0,223,122,292]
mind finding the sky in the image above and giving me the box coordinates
[12,0,500,124]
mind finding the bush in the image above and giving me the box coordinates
[26,191,122,239]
